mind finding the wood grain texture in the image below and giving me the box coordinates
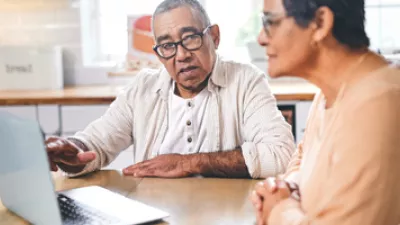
[0,82,318,106]
[0,170,260,225]
[0,86,122,105]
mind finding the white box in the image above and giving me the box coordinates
[0,46,63,90]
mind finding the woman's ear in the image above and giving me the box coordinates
[311,6,335,43]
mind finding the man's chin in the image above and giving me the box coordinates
[180,83,203,91]
[176,79,209,92]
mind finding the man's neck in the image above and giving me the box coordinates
[174,77,209,99]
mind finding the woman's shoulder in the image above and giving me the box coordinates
[344,66,400,107]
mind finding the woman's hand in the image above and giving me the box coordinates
[251,177,300,225]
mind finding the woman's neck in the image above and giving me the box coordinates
[305,48,371,108]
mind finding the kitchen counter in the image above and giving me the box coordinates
[0,82,318,106]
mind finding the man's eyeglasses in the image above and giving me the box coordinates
[261,13,287,37]
[153,25,213,59]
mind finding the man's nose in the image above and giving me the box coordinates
[175,44,192,62]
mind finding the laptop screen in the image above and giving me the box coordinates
[0,112,63,225]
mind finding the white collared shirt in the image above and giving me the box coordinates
[72,55,296,178]
[158,83,210,155]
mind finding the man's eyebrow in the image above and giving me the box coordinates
[156,34,172,44]
[180,26,200,36]
[155,26,200,43]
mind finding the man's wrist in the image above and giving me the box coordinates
[181,154,204,175]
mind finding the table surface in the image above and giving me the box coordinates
[0,170,260,225]
[0,82,319,105]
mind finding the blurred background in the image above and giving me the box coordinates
[0,0,398,169]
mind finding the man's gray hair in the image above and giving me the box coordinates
[152,0,211,31]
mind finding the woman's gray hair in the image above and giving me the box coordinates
[152,0,211,31]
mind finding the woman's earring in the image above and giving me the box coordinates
[310,40,321,51]
[310,41,318,49]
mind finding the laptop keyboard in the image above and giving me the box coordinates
[58,193,122,225]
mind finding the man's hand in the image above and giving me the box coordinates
[251,177,298,225]
[122,154,193,178]
[46,136,96,174]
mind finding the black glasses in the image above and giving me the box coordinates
[261,13,287,37]
[153,25,212,59]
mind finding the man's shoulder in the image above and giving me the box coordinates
[218,57,267,84]
[115,68,165,100]
[216,57,268,90]
[220,57,264,76]
[120,68,163,91]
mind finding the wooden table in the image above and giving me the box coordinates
[0,170,260,225]
[0,82,318,106]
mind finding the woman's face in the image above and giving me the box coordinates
[258,0,317,78]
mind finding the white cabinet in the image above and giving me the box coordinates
[295,101,313,143]
[0,106,37,121]
[37,105,59,135]
[61,105,109,133]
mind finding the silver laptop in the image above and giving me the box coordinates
[0,113,169,225]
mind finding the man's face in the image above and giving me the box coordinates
[153,6,219,91]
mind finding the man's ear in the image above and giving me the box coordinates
[209,24,220,49]
[310,6,334,43]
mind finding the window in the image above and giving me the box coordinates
[365,0,400,54]
[82,0,400,66]
[80,0,164,65]
[81,0,260,65]
[205,0,262,62]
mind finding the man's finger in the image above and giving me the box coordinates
[123,164,142,175]
[46,141,65,153]
[123,163,146,176]
[46,140,78,155]
[46,138,83,155]
[77,152,96,163]
[134,168,156,178]
[54,152,96,166]
[45,136,59,144]
[123,160,153,175]
[49,160,58,172]
[125,160,148,170]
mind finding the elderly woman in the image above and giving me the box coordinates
[251,0,400,224]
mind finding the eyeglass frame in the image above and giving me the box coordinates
[152,25,213,59]
[261,12,287,37]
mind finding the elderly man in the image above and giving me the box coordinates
[46,0,295,179]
